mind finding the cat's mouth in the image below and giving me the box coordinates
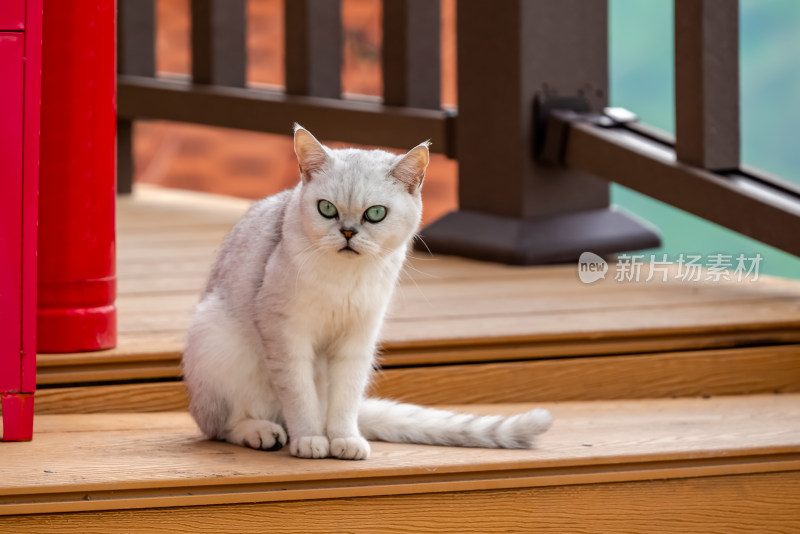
[339,245,360,255]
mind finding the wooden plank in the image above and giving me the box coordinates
[34,345,800,414]
[2,396,800,516]
[110,282,800,325]
[35,364,182,386]
[35,327,800,386]
[380,328,800,366]
[371,345,800,404]
[4,473,797,533]
[36,382,190,414]
[380,300,800,351]
[117,276,206,296]
[112,298,800,347]
[119,183,252,211]
[115,257,800,297]
[112,257,799,316]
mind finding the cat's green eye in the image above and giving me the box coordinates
[364,205,387,223]
[317,199,338,219]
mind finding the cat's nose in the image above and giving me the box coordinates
[340,227,358,240]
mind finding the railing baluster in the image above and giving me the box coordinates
[118,0,155,76]
[674,0,740,170]
[285,0,342,98]
[190,0,247,87]
[117,0,155,195]
[382,0,440,109]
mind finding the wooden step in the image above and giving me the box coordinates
[34,186,800,404]
[2,395,799,532]
[34,344,800,414]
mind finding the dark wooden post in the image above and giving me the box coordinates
[117,0,155,194]
[674,0,739,170]
[285,0,342,98]
[190,0,247,87]
[420,0,659,264]
[382,0,440,109]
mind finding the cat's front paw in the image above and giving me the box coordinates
[290,435,330,459]
[227,419,287,451]
[330,436,370,460]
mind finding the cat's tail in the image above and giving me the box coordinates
[358,398,552,449]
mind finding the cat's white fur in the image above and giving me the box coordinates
[182,126,552,460]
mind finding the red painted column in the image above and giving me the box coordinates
[1,0,42,442]
[37,0,117,352]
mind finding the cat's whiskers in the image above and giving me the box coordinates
[295,241,320,257]
[399,267,430,305]
[400,260,438,280]
[356,239,383,257]
[292,239,325,265]
[406,251,439,262]
[293,242,326,291]
[368,244,430,305]
[412,233,434,257]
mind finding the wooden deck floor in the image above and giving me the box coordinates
[29,184,800,415]
[6,185,800,531]
[37,184,800,384]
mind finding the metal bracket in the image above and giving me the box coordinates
[418,95,660,265]
[535,96,639,166]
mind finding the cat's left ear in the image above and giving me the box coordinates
[391,141,430,193]
[293,124,329,182]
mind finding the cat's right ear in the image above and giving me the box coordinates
[293,124,328,182]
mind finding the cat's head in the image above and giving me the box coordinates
[292,124,428,259]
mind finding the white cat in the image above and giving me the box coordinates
[182,125,552,460]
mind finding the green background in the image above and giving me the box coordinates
[609,0,800,278]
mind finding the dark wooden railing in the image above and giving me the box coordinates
[541,0,800,259]
[117,0,800,263]
[117,0,453,174]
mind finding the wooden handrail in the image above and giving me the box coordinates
[117,75,454,157]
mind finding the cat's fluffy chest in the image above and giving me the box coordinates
[252,253,399,363]
[286,252,401,331]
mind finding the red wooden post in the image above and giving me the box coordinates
[37,0,117,353]
[1,0,42,441]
